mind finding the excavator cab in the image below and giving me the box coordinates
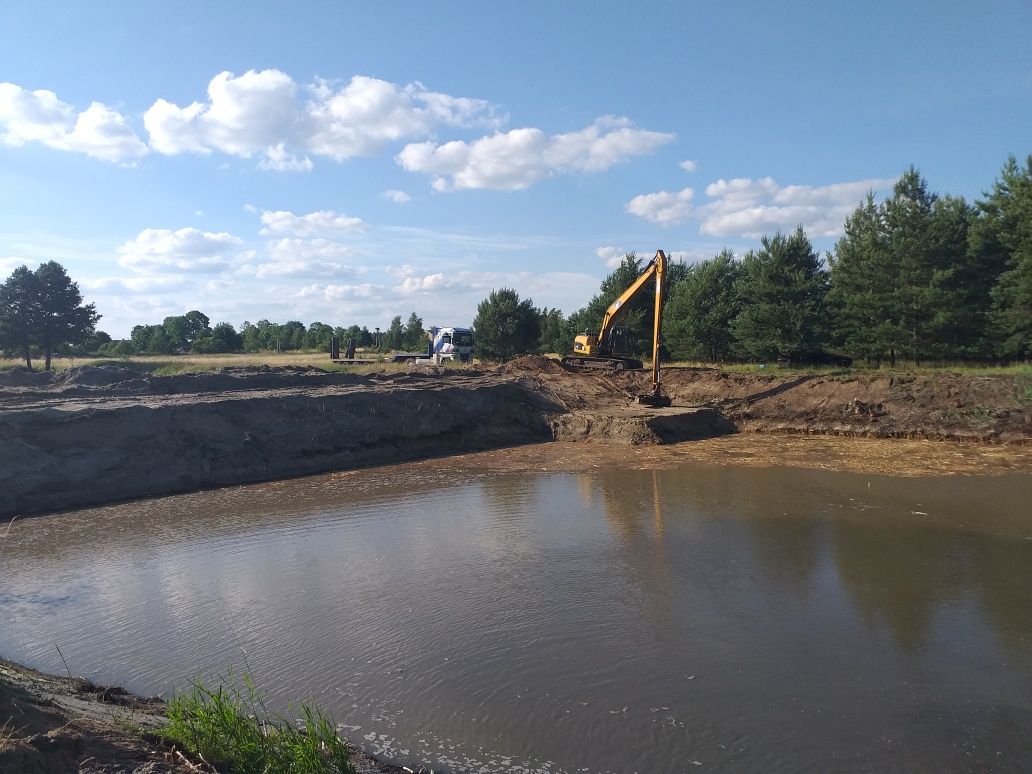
[604,325,632,357]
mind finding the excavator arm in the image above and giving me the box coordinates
[595,252,665,348]
[563,250,672,407]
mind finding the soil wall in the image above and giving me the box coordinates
[0,368,561,518]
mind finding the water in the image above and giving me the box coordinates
[2,460,1031,772]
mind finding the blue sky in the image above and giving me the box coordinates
[1,0,1029,337]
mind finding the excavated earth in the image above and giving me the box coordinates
[1,357,1030,519]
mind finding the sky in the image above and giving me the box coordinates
[1,1,1029,338]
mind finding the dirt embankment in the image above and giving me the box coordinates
[0,365,561,518]
[498,358,1031,444]
[1,360,1029,518]
[0,659,405,774]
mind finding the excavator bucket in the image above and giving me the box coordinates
[636,390,672,408]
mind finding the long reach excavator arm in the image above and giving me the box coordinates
[562,250,672,407]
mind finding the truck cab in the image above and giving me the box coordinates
[427,326,474,362]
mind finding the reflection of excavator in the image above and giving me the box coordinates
[562,250,672,407]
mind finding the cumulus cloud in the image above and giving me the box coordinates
[0,82,148,163]
[699,176,894,238]
[257,142,313,172]
[679,159,697,173]
[397,272,453,293]
[382,189,411,204]
[81,275,186,294]
[297,282,379,301]
[395,116,674,191]
[244,237,358,278]
[595,246,627,268]
[143,70,503,170]
[257,208,367,236]
[117,227,244,273]
[625,186,695,226]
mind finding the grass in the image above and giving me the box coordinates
[2,350,1028,379]
[1015,366,1032,403]
[0,350,478,376]
[663,359,1032,377]
[160,672,354,774]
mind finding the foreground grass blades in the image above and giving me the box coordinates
[162,673,355,774]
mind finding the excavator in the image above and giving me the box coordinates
[562,249,672,407]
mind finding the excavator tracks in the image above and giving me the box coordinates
[561,356,643,371]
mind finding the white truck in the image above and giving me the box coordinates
[413,326,474,364]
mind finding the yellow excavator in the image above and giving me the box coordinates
[562,249,672,407]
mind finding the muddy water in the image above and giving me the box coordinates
[2,458,1031,772]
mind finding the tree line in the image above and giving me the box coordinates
[124,312,432,357]
[475,156,1032,364]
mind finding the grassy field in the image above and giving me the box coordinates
[0,351,476,376]
[1,351,1028,378]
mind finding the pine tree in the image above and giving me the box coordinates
[982,155,1032,359]
[473,288,541,361]
[663,249,742,361]
[883,167,938,362]
[403,312,425,350]
[385,315,404,351]
[828,193,903,363]
[732,227,829,361]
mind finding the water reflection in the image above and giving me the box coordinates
[1,464,1030,772]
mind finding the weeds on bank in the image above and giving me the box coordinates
[160,673,354,774]
[1015,366,1032,404]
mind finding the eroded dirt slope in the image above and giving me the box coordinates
[0,366,561,518]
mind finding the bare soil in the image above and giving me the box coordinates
[1,359,1029,518]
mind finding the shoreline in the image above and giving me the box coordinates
[0,658,411,773]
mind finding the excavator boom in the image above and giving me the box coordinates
[563,250,672,407]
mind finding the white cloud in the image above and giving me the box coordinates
[397,272,453,293]
[0,82,148,163]
[382,189,411,204]
[81,275,186,294]
[265,237,355,261]
[117,227,244,273]
[680,159,697,173]
[0,256,29,275]
[699,176,894,238]
[297,282,379,301]
[244,238,358,279]
[257,142,313,172]
[143,70,502,170]
[595,246,627,268]
[625,186,695,226]
[384,264,424,278]
[258,208,367,236]
[396,116,674,191]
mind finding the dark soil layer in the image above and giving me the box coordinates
[1,360,1029,519]
[0,366,560,518]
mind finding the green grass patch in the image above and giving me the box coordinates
[160,672,354,774]
[1015,366,1032,404]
